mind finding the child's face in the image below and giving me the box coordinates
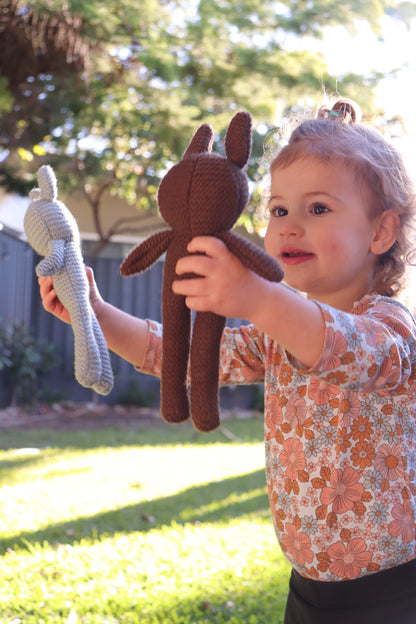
[265,156,382,310]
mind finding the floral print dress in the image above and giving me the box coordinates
[141,293,416,582]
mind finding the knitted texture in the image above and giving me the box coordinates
[24,165,113,395]
[120,112,283,432]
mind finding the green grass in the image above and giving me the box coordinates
[0,418,291,623]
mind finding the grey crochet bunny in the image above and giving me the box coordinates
[24,165,113,395]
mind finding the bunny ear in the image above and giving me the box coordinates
[225,111,252,169]
[183,123,214,158]
[37,165,58,201]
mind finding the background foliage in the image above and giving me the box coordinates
[0,322,61,405]
[1,0,415,250]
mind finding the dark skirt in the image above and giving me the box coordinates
[284,557,416,624]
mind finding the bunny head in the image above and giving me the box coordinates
[157,111,252,237]
[24,165,80,256]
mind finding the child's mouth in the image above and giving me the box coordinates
[281,250,313,265]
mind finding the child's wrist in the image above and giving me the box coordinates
[242,274,276,327]
[248,280,281,330]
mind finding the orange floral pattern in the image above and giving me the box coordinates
[140,294,416,581]
[280,437,306,479]
[320,466,364,513]
[327,538,373,579]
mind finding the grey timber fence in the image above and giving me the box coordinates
[0,229,256,410]
[0,229,162,406]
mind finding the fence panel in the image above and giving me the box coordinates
[0,231,163,405]
[0,230,255,409]
[0,231,35,326]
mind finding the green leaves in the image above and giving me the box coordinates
[0,0,412,251]
[0,323,61,406]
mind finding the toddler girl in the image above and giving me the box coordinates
[39,99,416,623]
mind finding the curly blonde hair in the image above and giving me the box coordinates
[269,99,416,297]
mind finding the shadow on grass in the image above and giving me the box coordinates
[0,469,270,555]
[0,419,265,487]
[0,454,48,485]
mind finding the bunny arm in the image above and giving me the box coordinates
[35,239,66,277]
[216,232,284,283]
[120,230,174,276]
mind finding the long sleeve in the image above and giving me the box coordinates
[140,318,274,386]
[303,296,416,393]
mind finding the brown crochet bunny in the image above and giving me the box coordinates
[120,111,283,432]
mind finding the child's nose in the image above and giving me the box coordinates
[279,216,303,237]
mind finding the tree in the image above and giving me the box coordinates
[0,0,414,252]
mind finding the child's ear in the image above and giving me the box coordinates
[370,210,400,256]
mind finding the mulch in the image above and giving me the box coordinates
[0,402,166,431]
[0,402,257,431]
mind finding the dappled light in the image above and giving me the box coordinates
[0,419,290,622]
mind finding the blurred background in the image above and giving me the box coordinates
[0,0,415,407]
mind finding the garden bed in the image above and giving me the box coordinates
[0,401,258,430]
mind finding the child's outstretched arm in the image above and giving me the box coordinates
[38,268,149,369]
[173,236,325,369]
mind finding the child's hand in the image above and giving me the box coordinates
[38,266,103,324]
[173,236,267,321]
[39,275,71,324]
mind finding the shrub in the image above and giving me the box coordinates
[117,378,155,407]
[0,323,61,406]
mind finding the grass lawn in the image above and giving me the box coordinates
[0,417,291,624]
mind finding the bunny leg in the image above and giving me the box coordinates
[54,272,104,391]
[161,288,191,424]
[90,314,114,395]
[72,313,104,390]
[190,311,226,432]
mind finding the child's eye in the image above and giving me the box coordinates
[311,203,329,215]
[270,206,288,217]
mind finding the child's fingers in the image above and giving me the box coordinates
[172,276,206,296]
[175,254,212,277]
[172,279,211,312]
[38,274,52,288]
[38,275,71,322]
[38,275,54,300]
[84,265,104,307]
[187,236,227,256]
[41,284,59,311]
[85,266,93,282]
[176,236,230,276]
